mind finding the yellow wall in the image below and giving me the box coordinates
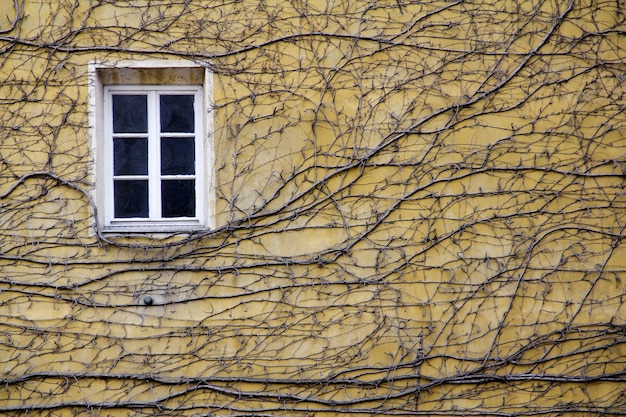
[1,0,625,415]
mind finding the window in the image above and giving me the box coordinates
[105,85,203,224]
[90,61,213,232]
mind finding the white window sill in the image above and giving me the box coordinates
[101,222,210,235]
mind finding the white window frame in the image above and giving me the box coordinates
[89,60,214,233]
[104,85,204,228]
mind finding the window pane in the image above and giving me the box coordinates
[114,180,149,218]
[161,137,195,175]
[160,95,194,133]
[114,138,148,175]
[161,180,195,218]
[113,95,148,133]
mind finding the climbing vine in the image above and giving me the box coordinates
[1,0,625,415]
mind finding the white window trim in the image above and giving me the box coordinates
[104,85,204,227]
[89,60,214,233]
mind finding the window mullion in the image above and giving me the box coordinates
[149,90,161,220]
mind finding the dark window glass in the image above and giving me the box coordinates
[114,180,149,218]
[161,180,195,218]
[161,137,195,175]
[160,95,194,133]
[113,95,148,133]
[114,138,148,175]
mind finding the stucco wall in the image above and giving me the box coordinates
[1,1,625,415]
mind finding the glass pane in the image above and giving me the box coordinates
[114,180,148,218]
[160,95,194,133]
[113,95,148,133]
[161,137,195,175]
[161,180,195,218]
[114,138,148,175]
